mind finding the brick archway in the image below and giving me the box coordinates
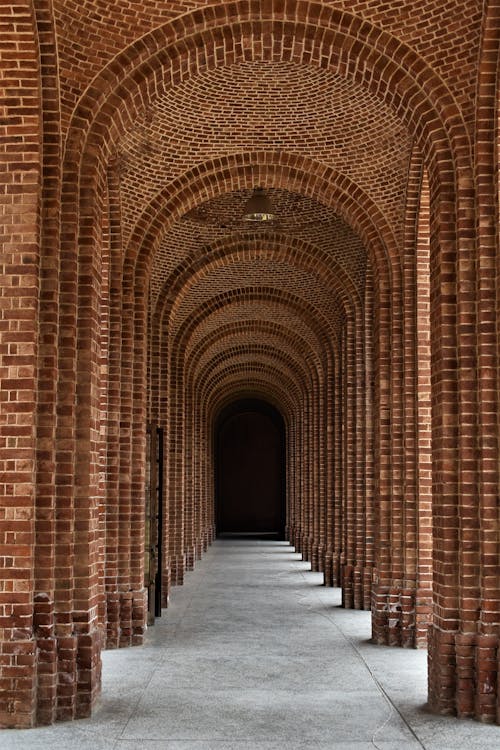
[3,0,500,731]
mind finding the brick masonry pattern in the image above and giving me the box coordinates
[0,0,499,729]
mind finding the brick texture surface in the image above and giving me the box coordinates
[1,0,500,730]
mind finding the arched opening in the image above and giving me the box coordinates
[215,398,286,539]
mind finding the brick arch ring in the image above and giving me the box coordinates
[149,308,333,426]
[154,233,362,329]
[184,320,330,420]
[131,159,384,419]
[125,154,400,299]
[184,320,327,396]
[166,285,342,406]
[194,342,318,402]
[168,287,342,380]
[166,289,342,444]
[60,4,472,368]
[166,288,341,418]
[202,361,303,412]
[210,379,298,428]
[63,0,469,203]
[164,258,347,358]
[199,343,308,402]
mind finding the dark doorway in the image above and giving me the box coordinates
[215,399,285,538]
[145,424,163,622]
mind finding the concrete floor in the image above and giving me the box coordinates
[3,539,500,749]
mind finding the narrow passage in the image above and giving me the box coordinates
[4,540,500,749]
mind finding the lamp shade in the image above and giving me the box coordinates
[243,187,275,222]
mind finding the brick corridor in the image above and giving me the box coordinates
[3,1,500,729]
[3,540,500,749]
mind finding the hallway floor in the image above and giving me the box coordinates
[3,540,500,749]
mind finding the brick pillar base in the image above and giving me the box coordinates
[75,627,103,719]
[317,544,325,573]
[196,539,203,560]
[36,635,57,725]
[415,588,432,648]
[34,592,57,725]
[301,534,313,563]
[475,634,498,722]
[323,548,334,586]
[105,589,147,649]
[311,542,325,573]
[342,565,372,610]
[185,546,196,571]
[428,627,500,723]
[131,588,147,645]
[119,592,133,647]
[311,542,319,571]
[162,564,171,607]
[1,629,103,728]
[292,528,302,554]
[170,554,185,585]
[324,551,342,587]
[341,564,355,608]
[0,638,37,728]
[371,585,417,647]
[105,591,120,648]
[56,633,78,721]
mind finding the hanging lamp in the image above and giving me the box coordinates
[243,187,275,222]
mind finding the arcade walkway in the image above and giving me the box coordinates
[3,540,500,749]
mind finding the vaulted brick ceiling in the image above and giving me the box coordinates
[115,59,412,361]
[118,62,412,242]
[53,0,482,404]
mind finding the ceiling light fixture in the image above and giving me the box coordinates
[243,187,275,222]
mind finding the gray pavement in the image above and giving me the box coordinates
[2,539,500,749]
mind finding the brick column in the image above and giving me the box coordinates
[32,0,62,726]
[0,0,41,728]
